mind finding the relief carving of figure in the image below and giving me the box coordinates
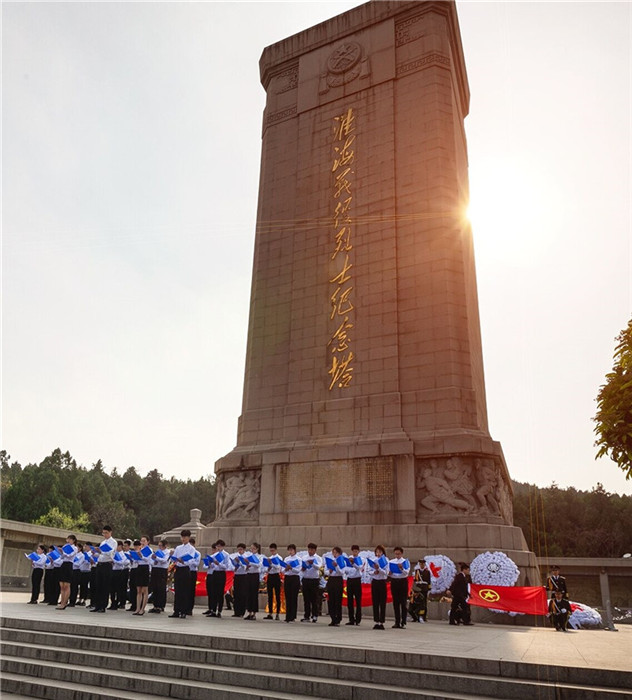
[444,456,478,511]
[475,458,500,515]
[419,459,473,514]
[217,471,260,521]
[495,476,513,521]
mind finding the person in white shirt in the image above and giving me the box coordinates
[388,546,410,629]
[43,546,58,605]
[27,544,47,604]
[301,543,322,623]
[110,541,128,610]
[369,544,388,630]
[90,525,118,613]
[263,543,282,620]
[56,534,78,610]
[187,537,201,616]
[78,544,92,607]
[283,544,301,623]
[244,542,262,620]
[148,539,171,613]
[68,543,86,607]
[230,543,248,618]
[207,539,232,618]
[169,529,196,619]
[325,546,344,627]
[133,537,152,615]
[344,544,364,626]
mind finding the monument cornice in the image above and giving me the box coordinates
[259,0,470,116]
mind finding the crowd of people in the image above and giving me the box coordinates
[26,526,570,630]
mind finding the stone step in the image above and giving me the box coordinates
[3,616,630,691]
[2,636,630,700]
[0,660,496,700]
[0,670,327,700]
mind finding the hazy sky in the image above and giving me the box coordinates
[3,1,631,498]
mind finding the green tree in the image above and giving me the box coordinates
[594,319,632,480]
[34,506,90,532]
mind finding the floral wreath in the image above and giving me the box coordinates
[470,551,520,587]
[569,601,602,629]
[422,554,457,594]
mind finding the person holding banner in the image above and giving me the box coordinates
[56,534,78,610]
[90,525,117,613]
[283,544,301,623]
[344,545,364,626]
[301,543,322,623]
[263,543,283,621]
[388,546,410,629]
[169,529,195,618]
[148,539,170,613]
[26,544,47,604]
[369,545,388,630]
[324,546,345,627]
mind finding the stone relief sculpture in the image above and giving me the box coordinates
[418,459,473,514]
[444,456,478,511]
[216,471,261,521]
[416,456,512,520]
[473,458,501,515]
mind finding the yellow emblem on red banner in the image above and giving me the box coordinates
[478,588,500,602]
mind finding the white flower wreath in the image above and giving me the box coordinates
[422,554,457,594]
[470,551,520,587]
[569,601,602,629]
[470,550,520,614]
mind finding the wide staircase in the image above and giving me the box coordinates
[1,616,629,699]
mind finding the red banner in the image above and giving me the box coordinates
[194,570,234,596]
[469,584,548,615]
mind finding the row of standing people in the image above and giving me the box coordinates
[27,526,172,615]
[171,530,426,629]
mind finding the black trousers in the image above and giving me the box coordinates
[150,567,167,610]
[93,563,113,611]
[284,575,300,622]
[551,611,569,630]
[188,569,198,613]
[114,569,129,608]
[79,571,91,601]
[210,570,226,614]
[69,569,81,605]
[390,578,408,626]
[371,579,387,623]
[302,578,320,619]
[128,568,137,609]
[326,576,344,624]
[346,577,362,623]
[449,596,471,624]
[266,573,281,614]
[233,574,247,616]
[173,566,191,615]
[30,568,43,602]
[245,572,259,613]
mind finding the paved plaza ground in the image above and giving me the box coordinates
[1,591,630,676]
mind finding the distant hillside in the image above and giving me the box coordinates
[511,479,632,558]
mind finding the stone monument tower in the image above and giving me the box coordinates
[206,0,537,580]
